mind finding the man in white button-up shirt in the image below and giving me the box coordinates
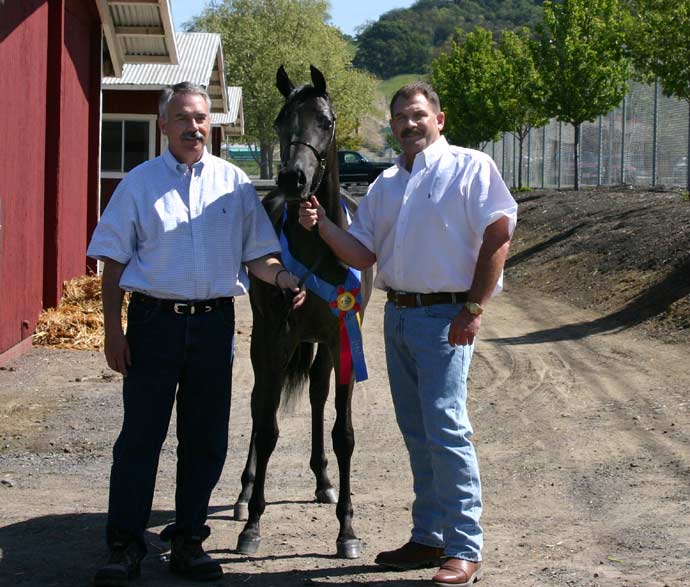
[89,83,304,586]
[300,82,517,587]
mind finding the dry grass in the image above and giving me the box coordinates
[33,275,113,350]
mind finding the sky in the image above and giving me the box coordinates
[169,0,416,37]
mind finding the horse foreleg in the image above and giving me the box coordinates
[332,379,361,559]
[236,381,282,555]
[233,426,257,521]
[310,344,336,504]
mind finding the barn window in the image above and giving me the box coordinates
[101,115,157,178]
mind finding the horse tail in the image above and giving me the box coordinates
[282,341,314,408]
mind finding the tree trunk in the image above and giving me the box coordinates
[260,141,274,179]
[574,122,581,191]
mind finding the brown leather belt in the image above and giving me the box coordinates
[386,290,468,308]
[131,292,234,315]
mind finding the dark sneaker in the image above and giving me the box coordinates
[93,541,145,586]
[165,526,222,582]
[375,541,445,570]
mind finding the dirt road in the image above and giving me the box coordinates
[1,287,689,586]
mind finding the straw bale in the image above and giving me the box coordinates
[33,275,126,350]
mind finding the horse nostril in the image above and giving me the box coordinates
[296,169,307,188]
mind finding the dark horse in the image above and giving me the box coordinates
[234,65,373,559]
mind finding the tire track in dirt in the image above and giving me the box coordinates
[476,287,690,586]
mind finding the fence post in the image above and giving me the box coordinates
[541,126,545,188]
[620,94,627,184]
[527,128,532,188]
[652,79,659,187]
[557,121,562,189]
[502,133,506,179]
[597,115,603,186]
[687,100,690,191]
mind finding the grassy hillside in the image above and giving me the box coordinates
[354,0,544,78]
[378,74,429,107]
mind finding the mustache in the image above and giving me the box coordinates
[181,131,204,140]
[401,129,421,138]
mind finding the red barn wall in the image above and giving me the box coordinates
[0,0,101,359]
[0,0,49,355]
[43,0,101,308]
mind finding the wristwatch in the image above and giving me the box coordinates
[464,301,484,316]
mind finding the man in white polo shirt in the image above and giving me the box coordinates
[299,82,517,587]
[88,82,304,586]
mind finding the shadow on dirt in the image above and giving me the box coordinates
[0,509,420,586]
[493,256,690,345]
[506,224,586,268]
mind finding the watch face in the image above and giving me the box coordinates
[466,302,483,315]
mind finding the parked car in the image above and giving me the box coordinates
[338,150,390,184]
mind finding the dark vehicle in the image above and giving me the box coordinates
[338,150,390,184]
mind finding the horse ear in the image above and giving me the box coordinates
[276,65,295,98]
[310,65,327,95]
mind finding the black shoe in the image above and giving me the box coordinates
[164,525,223,582]
[93,541,145,586]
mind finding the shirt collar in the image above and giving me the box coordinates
[162,147,210,175]
[396,135,449,174]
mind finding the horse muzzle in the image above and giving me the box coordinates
[277,167,312,202]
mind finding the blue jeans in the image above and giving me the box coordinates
[106,296,235,550]
[384,301,482,562]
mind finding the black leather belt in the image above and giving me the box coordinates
[131,292,234,315]
[386,290,468,308]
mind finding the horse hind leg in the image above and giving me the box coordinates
[310,344,337,504]
[332,377,361,559]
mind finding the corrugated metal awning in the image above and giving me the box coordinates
[95,0,178,77]
[211,87,244,135]
[102,32,229,114]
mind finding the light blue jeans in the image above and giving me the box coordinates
[384,301,483,562]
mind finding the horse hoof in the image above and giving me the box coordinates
[236,534,261,555]
[315,488,338,504]
[336,538,361,559]
[233,501,249,521]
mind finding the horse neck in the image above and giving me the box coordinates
[314,142,343,226]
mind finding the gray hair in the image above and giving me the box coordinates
[159,82,212,120]
[390,81,441,117]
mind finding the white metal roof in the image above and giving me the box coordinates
[95,0,178,77]
[211,87,244,135]
[103,32,228,114]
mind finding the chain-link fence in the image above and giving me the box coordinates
[484,80,690,189]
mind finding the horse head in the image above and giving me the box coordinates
[274,65,337,204]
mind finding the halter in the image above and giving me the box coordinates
[280,117,336,196]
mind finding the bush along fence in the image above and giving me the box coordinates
[485,80,690,190]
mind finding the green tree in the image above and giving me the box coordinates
[431,27,508,149]
[535,0,630,190]
[498,28,549,189]
[188,0,377,178]
[626,0,690,191]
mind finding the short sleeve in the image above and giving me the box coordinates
[239,180,281,263]
[86,178,138,264]
[347,181,378,254]
[466,156,517,238]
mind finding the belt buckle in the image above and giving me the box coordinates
[174,302,191,315]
